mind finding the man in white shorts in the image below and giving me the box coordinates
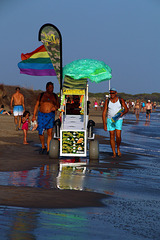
[102,88,128,158]
[10,87,25,130]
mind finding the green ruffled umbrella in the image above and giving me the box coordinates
[63,59,112,83]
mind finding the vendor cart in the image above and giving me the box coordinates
[49,76,99,160]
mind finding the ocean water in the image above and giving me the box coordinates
[0,110,160,239]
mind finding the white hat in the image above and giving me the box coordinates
[110,87,117,92]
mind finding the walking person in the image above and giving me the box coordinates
[153,102,156,112]
[134,99,141,121]
[142,101,146,113]
[100,100,104,111]
[22,111,30,144]
[94,100,98,110]
[32,82,60,154]
[102,88,128,158]
[10,87,25,130]
[146,100,152,121]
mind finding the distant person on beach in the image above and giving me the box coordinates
[131,101,135,111]
[100,100,104,110]
[153,102,156,112]
[22,111,30,144]
[128,100,132,111]
[134,99,141,121]
[10,87,25,130]
[32,82,60,154]
[94,100,98,110]
[0,105,10,115]
[146,100,152,121]
[141,101,146,113]
[102,88,128,158]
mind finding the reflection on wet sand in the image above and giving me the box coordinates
[57,160,87,190]
[144,120,150,126]
[6,156,137,193]
[7,209,37,240]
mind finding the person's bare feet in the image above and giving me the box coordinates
[112,153,116,158]
[117,149,121,157]
[23,142,29,145]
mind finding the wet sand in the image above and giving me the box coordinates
[1,108,160,239]
[0,109,135,208]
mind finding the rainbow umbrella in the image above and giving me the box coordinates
[63,59,112,83]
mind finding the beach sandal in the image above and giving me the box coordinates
[39,147,47,155]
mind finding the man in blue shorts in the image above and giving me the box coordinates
[102,88,128,158]
[32,82,60,154]
[10,87,25,130]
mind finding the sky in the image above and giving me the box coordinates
[0,0,160,94]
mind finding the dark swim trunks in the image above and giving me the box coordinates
[146,109,151,115]
[37,111,55,135]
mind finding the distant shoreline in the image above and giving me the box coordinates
[1,84,160,112]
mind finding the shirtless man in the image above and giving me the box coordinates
[102,88,128,158]
[145,100,152,121]
[10,87,25,130]
[32,82,60,154]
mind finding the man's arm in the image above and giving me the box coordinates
[22,117,26,124]
[22,94,25,112]
[51,94,60,112]
[102,99,108,131]
[10,95,14,113]
[55,94,60,110]
[32,95,40,121]
[121,98,129,116]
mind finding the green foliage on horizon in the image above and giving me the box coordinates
[88,92,109,98]
[1,84,160,105]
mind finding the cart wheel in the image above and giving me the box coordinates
[49,139,60,159]
[89,140,99,160]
